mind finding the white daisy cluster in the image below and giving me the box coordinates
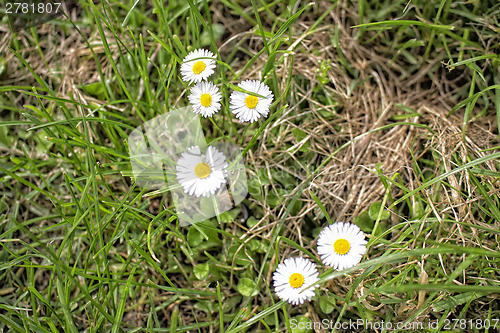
[180,48,274,122]
[175,48,275,198]
[273,222,367,306]
[181,49,221,118]
[177,51,367,307]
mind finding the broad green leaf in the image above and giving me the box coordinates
[292,128,311,151]
[220,208,240,223]
[246,217,259,228]
[354,210,374,233]
[187,226,204,247]
[228,244,254,267]
[195,300,217,313]
[193,262,210,280]
[201,23,225,46]
[248,239,268,254]
[81,81,107,99]
[187,221,221,250]
[267,188,287,208]
[236,278,259,297]
[368,201,390,221]
[319,295,335,314]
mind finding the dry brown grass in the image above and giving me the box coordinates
[226,1,500,317]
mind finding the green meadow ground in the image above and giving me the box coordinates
[1,0,500,332]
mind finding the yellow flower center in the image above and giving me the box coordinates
[289,273,304,289]
[192,61,206,75]
[334,238,350,255]
[194,162,211,179]
[245,95,258,109]
[200,93,212,107]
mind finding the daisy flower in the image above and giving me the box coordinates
[273,257,319,305]
[229,80,274,123]
[180,49,216,84]
[188,81,222,117]
[317,222,367,270]
[175,145,228,197]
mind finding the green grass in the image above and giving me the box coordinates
[1,0,500,332]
